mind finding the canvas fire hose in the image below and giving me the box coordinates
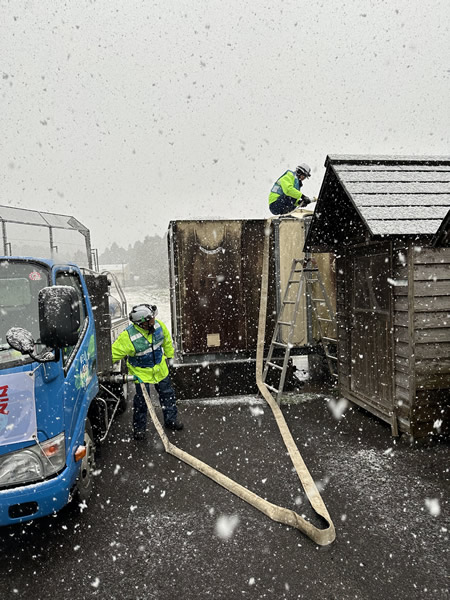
[141,217,335,546]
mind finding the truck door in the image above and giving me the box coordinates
[54,269,97,431]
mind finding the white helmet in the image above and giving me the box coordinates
[129,303,158,325]
[296,163,311,178]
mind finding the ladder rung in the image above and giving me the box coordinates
[266,361,283,371]
[264,383,279,393]
[268,256,337,398]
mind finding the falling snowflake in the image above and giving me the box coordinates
[327,398,348,420]
[214,514,240,540]
[249,405,264,417]
[433,419,443,431]
[315,476,330,492]
[425,498,440,517]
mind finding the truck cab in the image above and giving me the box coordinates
[0,256,128,525]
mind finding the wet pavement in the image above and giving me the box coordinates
[0,384,448,600]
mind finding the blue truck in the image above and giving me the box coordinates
[0,208,129,525]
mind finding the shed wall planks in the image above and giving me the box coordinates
[313,157,450,438]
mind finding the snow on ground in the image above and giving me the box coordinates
[324,439,446,553]
[182,395,264,406]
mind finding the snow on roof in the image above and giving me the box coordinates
[306,155,450,250]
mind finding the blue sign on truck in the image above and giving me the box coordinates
[0,208,129,525]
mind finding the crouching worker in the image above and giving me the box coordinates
[268,163,312,215]
[112,303,183,441]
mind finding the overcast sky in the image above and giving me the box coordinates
[1,0,449,253]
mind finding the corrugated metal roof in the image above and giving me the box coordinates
[0,205,89,232]
[331,156,450,237]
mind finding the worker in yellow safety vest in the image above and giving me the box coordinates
[268,163,312,215]
[112,303,183,441]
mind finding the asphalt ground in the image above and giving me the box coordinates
[0,385,448,600]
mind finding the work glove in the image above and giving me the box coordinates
[299,195,311,206]
[167,358,175,378]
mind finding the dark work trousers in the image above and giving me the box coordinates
[133,376,178,433]
[269,195,298,215]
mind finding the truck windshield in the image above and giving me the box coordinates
[0,260,50,367]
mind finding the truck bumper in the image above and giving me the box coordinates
[0,462,79,526]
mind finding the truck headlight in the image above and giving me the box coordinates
[0,451,43,487]
[0,432,66,489]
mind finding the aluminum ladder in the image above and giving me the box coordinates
[262,256,337,404]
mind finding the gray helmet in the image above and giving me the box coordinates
[129,303,158,325]
[296,163,311,178]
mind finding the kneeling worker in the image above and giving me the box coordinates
[268,163,312,215]
[112,303,183,440]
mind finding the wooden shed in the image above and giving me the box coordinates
[305,155,450,438]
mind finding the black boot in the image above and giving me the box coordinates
[165,421,184,431]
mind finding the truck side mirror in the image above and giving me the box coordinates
[39,286,81,348]
[6,327,58,363]
[6,327,35,354]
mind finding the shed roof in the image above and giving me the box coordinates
[432,207,450,247]
[305,155,450,251]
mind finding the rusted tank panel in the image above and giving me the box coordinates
[168,220,276,357]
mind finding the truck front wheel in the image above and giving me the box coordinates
[75,417,96,502]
